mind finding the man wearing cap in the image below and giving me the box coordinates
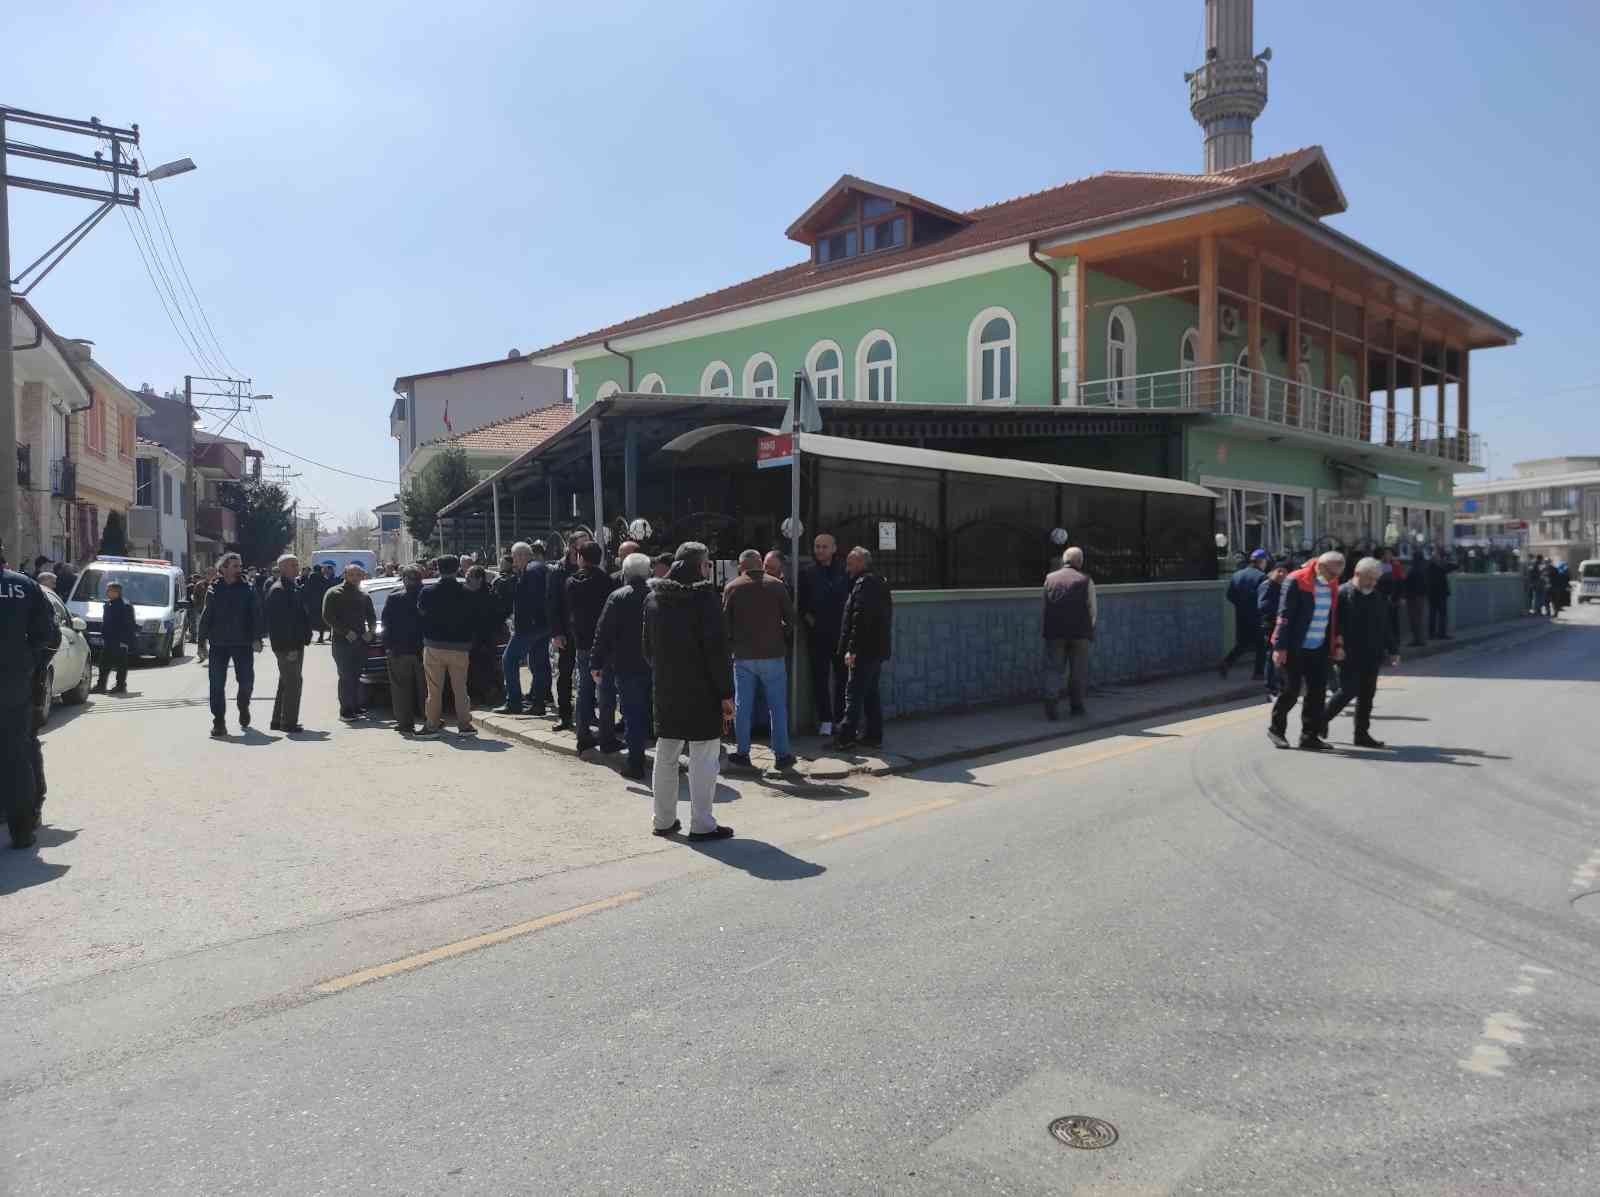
[94,579,137,693]
[1,538,59,848]
[1219,548,1270,681]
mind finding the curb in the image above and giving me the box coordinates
[478,617,1539,781]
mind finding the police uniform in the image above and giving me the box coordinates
[1,557,59,848]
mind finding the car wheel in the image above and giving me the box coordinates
[171,625,186,658]
[157,632,173,663]
[66,661,92,705]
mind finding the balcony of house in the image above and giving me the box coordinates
[49,458,76,498]
[194,503,238,543]
[1079,363,1484,468]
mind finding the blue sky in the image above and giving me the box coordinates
[8,1,1598,518]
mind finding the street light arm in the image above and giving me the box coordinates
[144,157,196,182]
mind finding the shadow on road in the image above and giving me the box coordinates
[1343,744,1513,767]
[0,827,77,893]
[685,836,826,881]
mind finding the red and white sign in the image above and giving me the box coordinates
[757,432,794,469]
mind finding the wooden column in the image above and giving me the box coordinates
[1246,257,1263,417]
[1287,274,1301,425]
[1410,325,1421,448]
[1358,304,1371,442]
[1436,340,1448,433]
[1197,235,1219,406]
[1385,319,1397,446]
[1458,348,1471,465]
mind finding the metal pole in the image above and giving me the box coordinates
[790,430,801,740]
[589,415,604,559]
[0,112,17,557]
[184,375,196,572]
[492,480,502,557]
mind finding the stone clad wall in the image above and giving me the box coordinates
[877,581,1226,720]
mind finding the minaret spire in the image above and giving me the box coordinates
[1186,0,1270,172]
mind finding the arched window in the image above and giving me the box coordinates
[637,373,666,395]
[967,307,1016,404]
[1232,346,1252,412]
[1106,305,1136,403]
[595,380,621,403]
[855,331,897,403]
[742,354,777,399]
[700,361,733,397]
[1179,328,1200,406]
[806,340,844,401]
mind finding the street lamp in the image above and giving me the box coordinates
[144,157,196,182]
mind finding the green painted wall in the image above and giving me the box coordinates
[572,260,1059,412]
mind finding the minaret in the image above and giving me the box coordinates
[1186,0,1270,172]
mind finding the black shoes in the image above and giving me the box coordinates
[623,761,647,781]
[1044,699,1059,721]
[575,737,597,755]
[773,753,798,771]
[1353,732,1387,749]
[526,704,547,717]
[686,825,733,842]
[725,752,755,770]
[211,720,227,739]
[493,703,524,715]
[285,724,306,735]
[238,708,251,729]
[8,817,35,850]
[552,720,575,733]
[652,819,681,837]
[1267,728,1289,749]
[1299,737,1332,752]
[598,741,623,755]
[270,720,282,731]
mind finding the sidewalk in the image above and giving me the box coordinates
[477,614,1542,782]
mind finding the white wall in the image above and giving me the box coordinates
[160,463,187,564]
[397,358,566,464]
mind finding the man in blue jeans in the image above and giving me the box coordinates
[722,549,797,772]
[564,540,615,753]
[590,552,655,779]
[197,552,263,740]
[496,540,552,715]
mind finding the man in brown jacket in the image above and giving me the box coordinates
[722,548,797,771]
[323,564,376,719]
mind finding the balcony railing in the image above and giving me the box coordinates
[1078,364,1485,468]
[50,458,75,499]
[195,503,238,542]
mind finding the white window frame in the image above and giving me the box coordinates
[742,353,778,399]
[1179,328,1200,406]
[637,372,666,395]
[967,306,1017,406]
[805,340,845,402]
[1106,305,1136,404]
[1335,374,1358,440]
[1201,475,1316,556]
[700,361,733,397]
[1295,362,1314,429]
[854,330,897,404]
[595,380,621,403]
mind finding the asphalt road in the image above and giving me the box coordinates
[4,608,1599,1194]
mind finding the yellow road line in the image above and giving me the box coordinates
[313,891,643,995]
[816,797,959,843]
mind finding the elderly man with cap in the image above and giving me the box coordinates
[1268,550,1346,751]
[1219,548,1270,680]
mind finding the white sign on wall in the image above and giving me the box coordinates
[878,521,897,551]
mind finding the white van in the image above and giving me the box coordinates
[67,556,191,662]
[1578,559,1600,605]
[310,549,378,577]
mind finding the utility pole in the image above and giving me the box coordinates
[2,107,145,556]
[183,373,267,570]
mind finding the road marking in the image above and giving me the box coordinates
[313,891,643,995]
[1459,964,1549,1077]
[817,798,958,843]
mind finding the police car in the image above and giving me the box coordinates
[65,556,191,662]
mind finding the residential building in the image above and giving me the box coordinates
[519,1,1517,561]
[372,498,402,564]
[390,351,566,472]
[130,439,189,564]
[1455,457,1600,567]
[9,299,91,567]
[191,430,262,570]
[74,355,153,564]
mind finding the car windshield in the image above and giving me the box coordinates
[1583,563,1600,579]
[75,568,171,607]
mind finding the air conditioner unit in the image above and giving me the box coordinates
[1219,306,1242,337]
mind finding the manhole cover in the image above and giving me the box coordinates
[1049,1115,1118,1150]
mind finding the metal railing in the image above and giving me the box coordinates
[1186,57,1269,109]
[50,458,75,498]
[1078,364,1485,468]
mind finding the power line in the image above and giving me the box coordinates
[243,429,399,485]
[130,202,225,376]
[118,203,213,375]
[141,156,242,376]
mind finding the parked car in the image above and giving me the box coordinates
[66,556,191,662]
[357,575,510,706]
[1578,559,1600,604]
[35,587,93,726]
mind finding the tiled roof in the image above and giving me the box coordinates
[424,402,575,454]
[531,148,1326,359]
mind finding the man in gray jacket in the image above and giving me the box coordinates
[1041,546,1096,721]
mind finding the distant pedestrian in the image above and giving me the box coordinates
[1218,548,1268,680]
[1526,555,1545,615]
[496,541,552,716]
[1267,550,1345,752]
[197,552,263,739]
[834,547,892,750]
[1425,550,1457,640]
[94,579,136,694]
[1402,550,1428,647]
[565,539,614,754]
[383,566,428,735]
[1257,558,1288,697]
[591,552,654,779]
[546,531,591,732]
[464,564,504,706]
[797,532,849,736]
[188,571,210,642]
[417,555,477,736]
[265,553,312,733]
[302,562,336,644]
[723,548,797,771]
[1322,557,1399,749]
[323,564,376,721]
[643,542,734,841]
[1041,546,1096,720]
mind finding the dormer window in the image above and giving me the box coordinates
[786,176,974,268]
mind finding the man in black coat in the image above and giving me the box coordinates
[417,555,478,736]
[1322,556,1400,748]
[301,562,335,644]
[94,579,138,693]
[265,553,313,733]
[1,538,59,848]
[382,566,427,735]
[565,540,616,753]
[1402,550,1428,648]
[545,531,591,731]
[1425,550,1457,640]
[643,542,734,841]
[197,552,264,739]
[1218,548,1268,679]
[591,551,653,779]
[797,531,850,735]
[834,546,893,750]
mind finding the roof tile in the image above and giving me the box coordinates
[425,402,575,454]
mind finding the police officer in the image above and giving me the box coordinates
[1,538,59,849]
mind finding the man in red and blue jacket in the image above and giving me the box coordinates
[1268,551,1345,751]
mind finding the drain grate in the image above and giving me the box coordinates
[1049,1115,1118,1150]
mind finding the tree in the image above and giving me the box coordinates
[220,479,296,567]
[336,510,377,549]
[400,445,478,550]
[98,510,129,556]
